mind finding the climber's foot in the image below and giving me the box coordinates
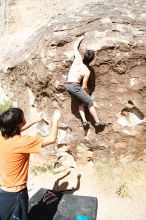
[95,119,106,127]
[82,121,90,127]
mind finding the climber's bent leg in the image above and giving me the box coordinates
[79,104,90,126]
[88,105,99,123]
[65,83,105,126]
[65,83,93,105]
[79,104,86,122]
[88,105,106,126]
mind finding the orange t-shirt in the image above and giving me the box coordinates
[0,134,44,189]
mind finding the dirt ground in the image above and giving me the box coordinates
[28,161,146,220]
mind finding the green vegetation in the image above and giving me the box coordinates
[116,182,130,198]
[30,164,53,176]
[0,101,13,116]
[30,162,63,176]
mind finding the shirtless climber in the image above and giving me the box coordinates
[65,36,106,127]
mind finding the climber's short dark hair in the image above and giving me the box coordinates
[83,50,95,65]
[0,108,24,138]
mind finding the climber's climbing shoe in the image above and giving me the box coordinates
[82,121,90,127]
[95,119,106,126]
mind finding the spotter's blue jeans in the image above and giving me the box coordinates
[0,187,28,220]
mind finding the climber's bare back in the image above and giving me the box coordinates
[68,59,90,83]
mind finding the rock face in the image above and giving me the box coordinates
[0,0,146,164]
[0,0,95,35]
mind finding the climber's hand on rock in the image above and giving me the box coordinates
[75,35,85,45]
[78,35,84,41]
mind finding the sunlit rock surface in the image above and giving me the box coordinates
[0,0,146,164]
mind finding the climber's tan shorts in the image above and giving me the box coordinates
[65,83,93,106]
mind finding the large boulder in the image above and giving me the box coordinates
[0,0,146,164]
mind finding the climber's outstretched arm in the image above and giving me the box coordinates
[73,36,84,62]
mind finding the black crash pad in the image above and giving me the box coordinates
[28,188,97,220]
[53,194,97,220]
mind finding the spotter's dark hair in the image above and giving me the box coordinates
[0,108,24,138]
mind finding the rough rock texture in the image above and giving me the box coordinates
[0,0,96,35]
[0,0,146,164]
